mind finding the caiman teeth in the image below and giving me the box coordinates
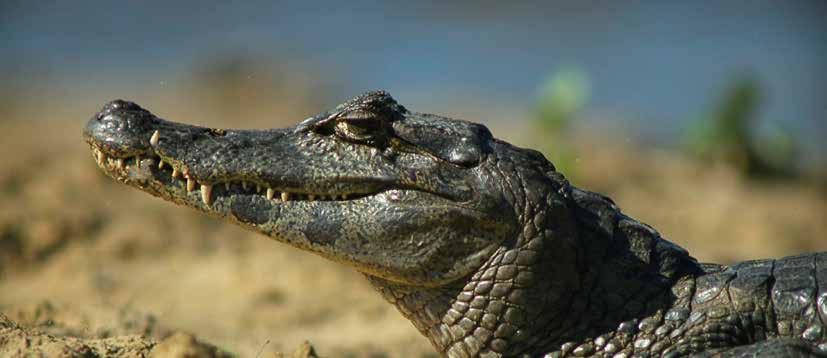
[96,150,106,166]
[150,130,160,146]
[88,146,370,204]
[201,184,212,205]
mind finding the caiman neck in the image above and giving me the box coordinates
[366,192,584,357]
[367,148,701,357]
[534,181,702,356]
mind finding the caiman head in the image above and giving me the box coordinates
[82,91,535,286]
[83,91,597,356]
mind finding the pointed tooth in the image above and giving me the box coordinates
[224,182,230,190]
[172,168,180,179]
[281,192,290,202]
[256,184,261,193]
[308,194,316,201]
[341,193,348,200]
[201,184,212,205]
[116,158,124,169]
[266,188,275,200]
[135,155,141,169]
[97,151,106,166]
[150,130,160,146]
[158,160,165,169]
[242,181,248,190]
[187,178,196,192]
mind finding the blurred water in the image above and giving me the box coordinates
[2,0,825,164]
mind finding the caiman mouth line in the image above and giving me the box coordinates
[89,130,377,206]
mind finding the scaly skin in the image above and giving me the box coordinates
[83,91,827,357]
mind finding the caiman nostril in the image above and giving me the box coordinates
[84,98,159,153]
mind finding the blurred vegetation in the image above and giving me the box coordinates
[683,76,799,179]
[531,66,591,179]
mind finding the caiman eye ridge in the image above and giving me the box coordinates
[89,141,370,207]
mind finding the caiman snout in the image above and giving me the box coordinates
[83,99,157,157]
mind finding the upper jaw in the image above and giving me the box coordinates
[83,100,473,209]
[85,126,396,207]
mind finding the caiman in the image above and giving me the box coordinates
[83,91,827,357]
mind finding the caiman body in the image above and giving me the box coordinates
[83,91,827,357]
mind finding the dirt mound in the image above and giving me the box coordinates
[1,311,319,358]
[1,308,156,357]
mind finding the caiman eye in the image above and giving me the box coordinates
[334,111,386,144]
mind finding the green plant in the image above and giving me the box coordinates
[683,76,798,178]
[532,67,590,178]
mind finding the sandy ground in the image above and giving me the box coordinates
[0,114,824,357]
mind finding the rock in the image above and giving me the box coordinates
[149,332,232,358]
